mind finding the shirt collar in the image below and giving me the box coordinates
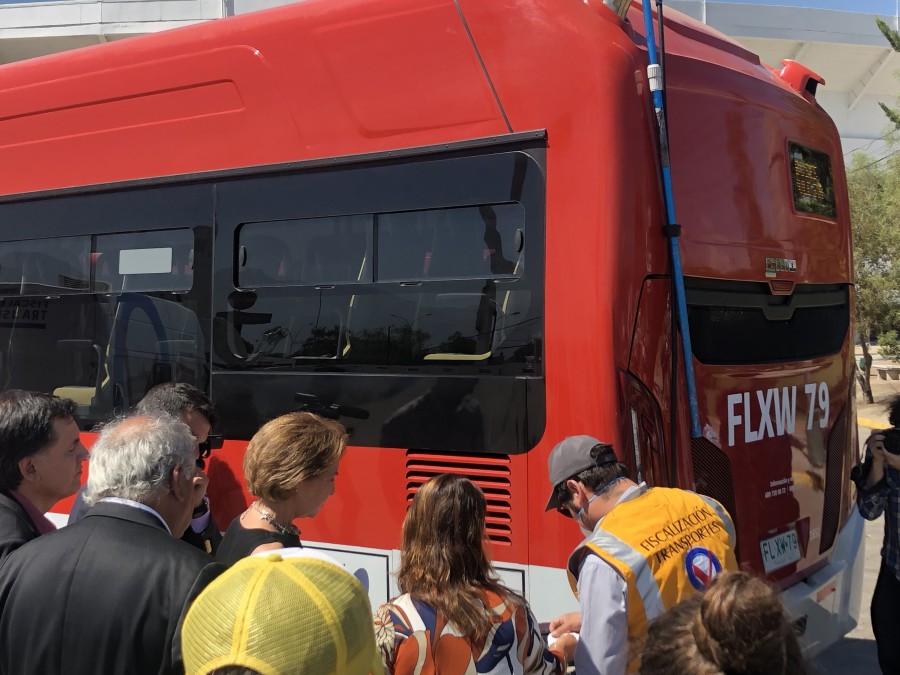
[99,497,172,535]
[9,490,57,536]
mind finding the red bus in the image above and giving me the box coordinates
[0,0,862,654]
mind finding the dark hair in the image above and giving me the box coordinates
[0,390,78,491]
[640,571,806,675]
[552,443,629,512]
[888,394,900,428]
[209,669,262,675]
[136,382,218,427]
[397,474,518,644]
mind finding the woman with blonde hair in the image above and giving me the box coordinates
[374,474,565,674]
[216,411,347,565]
[640,570,806,675]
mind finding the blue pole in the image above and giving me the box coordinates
[640,0,702,438]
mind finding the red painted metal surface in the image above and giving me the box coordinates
[0,0,853,588]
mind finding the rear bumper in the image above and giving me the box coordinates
[781,508,865,657]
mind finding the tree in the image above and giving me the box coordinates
[848,151,900,402]
[877,18,900,128]
[847,18,900,402]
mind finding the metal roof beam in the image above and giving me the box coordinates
[850,49,895,111]
[792,41,811,64]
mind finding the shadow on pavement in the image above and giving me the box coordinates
[812,637,880,674]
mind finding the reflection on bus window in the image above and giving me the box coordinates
[95,229,194,293]
[0,237,91,294]
[238,215,372,288]
[217,203,537,370]
[0,228,205,428]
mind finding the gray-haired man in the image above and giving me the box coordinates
[0,415,223,675]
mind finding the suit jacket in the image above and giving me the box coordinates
[0,501,224,675]
[0,490,39,566]
[70,487,223,555]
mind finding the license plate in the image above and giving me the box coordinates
[760,528,801,574]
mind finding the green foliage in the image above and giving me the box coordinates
[878,18,900,128]
[848,152,900,343]
[877,17,900,53]
[880,102,900,130]
[878,330,900,363]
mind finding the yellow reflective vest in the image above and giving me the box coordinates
[567,485,738,673]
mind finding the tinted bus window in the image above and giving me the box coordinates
[0,225,206,427]
[0,230,194,295]
[95,230,194,293]
[212,147,546,451]
[239,215,371,287]
[0,237,91,294]
[223,204,532,367]
[377,204,523,282]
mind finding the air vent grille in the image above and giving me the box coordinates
[405,451,512,545]
[820,405,847,554]
[691,437,738,559]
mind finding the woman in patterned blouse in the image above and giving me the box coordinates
[374,474,566,675]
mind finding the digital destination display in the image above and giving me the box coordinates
[789,142,836,218]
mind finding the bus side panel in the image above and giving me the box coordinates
[0,0,508,196]
[458,0,671,569]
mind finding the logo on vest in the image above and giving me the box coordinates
[684,547,722,590]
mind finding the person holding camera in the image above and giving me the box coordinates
[853,394,900,674]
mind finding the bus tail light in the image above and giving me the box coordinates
[619,372,667,487]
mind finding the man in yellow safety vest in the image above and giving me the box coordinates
[545,436,737,675]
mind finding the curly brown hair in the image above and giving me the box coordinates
[396,474,515,645]
[640,571,806,675]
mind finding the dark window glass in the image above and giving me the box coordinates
[377,204,523,281]
[789,142,836,218]
[95,230,194,293]
[211,145,546,452]
[219,203,533,368]
[238,215,372,288]
[0,228,204,427]
[0,229,194,296]
[0,237,91,294]
[687,279,849,365]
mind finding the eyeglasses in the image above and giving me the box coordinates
[198,434,223,456]
[195,434,223,470]
[556,503,574,518]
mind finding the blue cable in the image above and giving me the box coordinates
[640,0,702,438]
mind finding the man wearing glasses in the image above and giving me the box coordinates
[544,436,737,675]
[0,414,224,675]
[69,382,223,554]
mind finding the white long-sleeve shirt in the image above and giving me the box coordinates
[573,483,647,675]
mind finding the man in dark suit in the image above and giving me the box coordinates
[69,382,223,554]
[0,389,87,565]
[0,414,223,675]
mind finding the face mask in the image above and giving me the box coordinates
[575,492,599,523]
[576,493,599,537]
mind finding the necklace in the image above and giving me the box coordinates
[251,501,299,536]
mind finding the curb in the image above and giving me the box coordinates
[858,417,890,430]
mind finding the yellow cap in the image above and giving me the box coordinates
[181,552,384,675]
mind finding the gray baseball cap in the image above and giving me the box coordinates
[545,435,617,511]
